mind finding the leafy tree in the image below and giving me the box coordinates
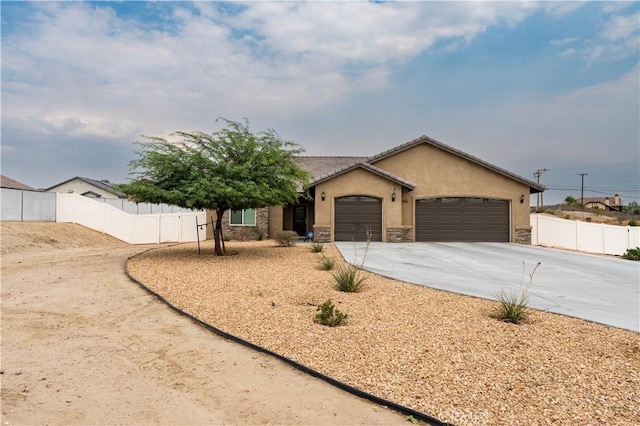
[623,201,640,215]
[118,118,311,255]
[564,195,579,205]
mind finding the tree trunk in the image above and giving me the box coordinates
[214,208,225,256]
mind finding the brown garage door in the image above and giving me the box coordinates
[334,196,382,242]
[415,197,509,242]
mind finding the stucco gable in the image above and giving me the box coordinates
[312,161,416,190]
[367,135,544,193]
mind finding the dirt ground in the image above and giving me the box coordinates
[0,223,406,425]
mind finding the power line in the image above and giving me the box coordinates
[544,162,639,170]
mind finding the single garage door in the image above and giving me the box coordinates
[334,196,382,241]
[415,197,509,242]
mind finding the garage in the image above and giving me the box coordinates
[415,197,509,242]
[334,196,382,241]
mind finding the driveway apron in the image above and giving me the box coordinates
[335,242,640,332]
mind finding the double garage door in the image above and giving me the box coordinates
[415,197,510,242]
[334,196,509,242]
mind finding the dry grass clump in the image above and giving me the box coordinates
[127,241,640,426]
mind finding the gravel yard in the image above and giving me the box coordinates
[127,241,640,425]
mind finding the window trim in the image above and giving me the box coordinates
[229,208,256,226]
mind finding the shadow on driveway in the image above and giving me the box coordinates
[335,242,640,332]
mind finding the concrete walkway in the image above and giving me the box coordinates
[335,242,640,332]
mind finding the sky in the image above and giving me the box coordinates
[1,1,639,206]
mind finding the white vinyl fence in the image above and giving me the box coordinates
[1,188,56,221]
[57,193,206,244]
[531,213,640,256]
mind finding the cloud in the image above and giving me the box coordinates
[2,1,547,141]
[1,0,637,198]
[479,65,639,169]
[558,48,578,57]
[582,7,639,63]
[550,37,580,46]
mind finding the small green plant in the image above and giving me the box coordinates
[274,230,298,247]
[315,299,347,326]
[257,231,264,241]
[494,261,541,324]
[332,263,366,292]
[622,247,640,261]
[318,255,335,271]
[628,220,638,227]
[223,234,231,242]
[406,415,418,424]
[332,230,372,292]
[310,242,324,253]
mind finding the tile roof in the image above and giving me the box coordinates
[0,175,37,191]
[295,156,367,180]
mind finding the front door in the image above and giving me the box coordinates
[293,205,307,236]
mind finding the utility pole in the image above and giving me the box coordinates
[579,173,588,206]
[533,168,549,209]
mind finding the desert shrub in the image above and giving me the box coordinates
[315,299,347,326]
[274,230,298,247]
[332,263,366,292]
[331,232,371,292]
[494,261,541,324]
[309,242,324,253]
[317,255,335,271]
[585,217,592,222]
[628,220,638,227]
[622,247,640,261]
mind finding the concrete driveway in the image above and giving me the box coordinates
[335,242,640,332]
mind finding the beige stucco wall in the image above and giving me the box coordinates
[46,179,118,199]
[314,168,404,242]
[371,143,532,240]
[269,205,284,237]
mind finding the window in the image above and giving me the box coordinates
[230,209,256,226]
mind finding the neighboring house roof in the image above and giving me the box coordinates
[581,196,622,206]
[45,176,126,198]
[296,135,545,193]
[367,135,545,193]
[0,175,37,191]
[313,161,417,190]
[581,196,622,211]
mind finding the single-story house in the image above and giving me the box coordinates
[45,177,126,199]
[1,175,37,191]
[212,135,545,244]
[581,195,623,212]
